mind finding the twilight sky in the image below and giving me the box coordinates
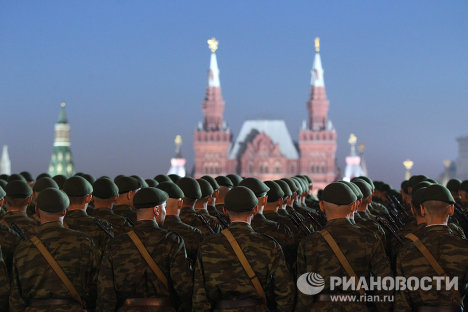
[1,1,467,188]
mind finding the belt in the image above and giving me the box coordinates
[122,298,173,307]
[215,298,264,309]
[29,299,77,306]
[417,306,461,312]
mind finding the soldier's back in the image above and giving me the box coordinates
[162,215,203,266]
[296,218,392,312]
[193,222,295,311]
[2,211,38,236]
[0,222,21,272]
[180,206,216,235]
[64,209,113,254]
[395,225,468,310]
[92,208,132,235]
[97,220,192,312]
[113,204,137,225]
[9,222,98,312]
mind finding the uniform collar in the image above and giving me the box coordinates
[66,209,88,217]
[325,218,354,226]
[135,219,159,229]
[164,215,181,223]
[228,221,254,232]
[39,221,64,229]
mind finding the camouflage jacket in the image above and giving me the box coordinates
[287,205,315,232]
[64,209,113,256]
[180,206,220,236]
[354,211,387,243]
[395,225,468,310]
[192,222,295,312]
[91,208,132,235]
[113,204,137,226]
[1,211,39,238]
[162,215,204,267]
[207,205,230,228]
[10,222,98,312]
[97,220,193,312]
[296,218,393,312]
[0,248,9,311]
[197,209,223,233]
[0,222,21,274]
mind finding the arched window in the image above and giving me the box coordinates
[311,166,315,173]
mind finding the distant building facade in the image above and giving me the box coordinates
[48,103,75,177]
[193,38,338,190]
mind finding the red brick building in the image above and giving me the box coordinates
[193,38,338,190]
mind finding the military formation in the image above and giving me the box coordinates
[0,170,466,311]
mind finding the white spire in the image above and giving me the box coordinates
[0,145,11,175]
[208,52,220,87]
[310,37,324,87]
[310,51,325,87]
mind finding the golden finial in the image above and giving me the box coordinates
[403,159,414,170]
[315,37,320,53]
[175,135,182,145]
[443,159,451,168]
[207,38,219,53]
[348,133,357,145]
[60,102,66,108]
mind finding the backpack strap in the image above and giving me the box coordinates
[127,231,168,289]
[320,230,365,296]
[221,229,267,304]
[30,236,85,308]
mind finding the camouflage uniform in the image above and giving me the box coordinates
[251,213,297,272]
[113,204,137,225]
[10,221,98,312]
[296,218,392,312]
[91,208,132,235]
[193,222,295,311]
[0,222,21,273]
[207,205,230,228]
[180,206,220,235]
[161,215,204,266]
[197,209,223,232]
[1,211,39,237]
[64,209,114,255]
[0,248,9,311]
[395,225,468,310]
[97,220,193,312]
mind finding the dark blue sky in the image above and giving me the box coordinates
[1,1,467,188]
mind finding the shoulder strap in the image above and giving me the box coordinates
[320,230,365,296]
[94,218,115,238]
[127,231,168,289]
[221,229,267,304]
[30,236,84,307]
[405,233,446,275]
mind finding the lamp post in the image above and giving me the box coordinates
[403,159,413,180]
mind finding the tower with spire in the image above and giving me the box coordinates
[193,38,232,177]
[0,145,11,175]
[343,133,365,181]
[298,38,338,189]
[168,135,186,177]
[48,102,75,177]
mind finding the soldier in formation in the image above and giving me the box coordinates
[0,171,466,311]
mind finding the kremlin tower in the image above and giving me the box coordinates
[193,38,232,177]
[48,102,75,177]
[0,145,11,175]
[298,38,338,189]
[343,133,366,181]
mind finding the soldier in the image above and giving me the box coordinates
[202,175,230,228]
[19,171,34,188]
[214,175,234,217]
[195,178,223,232]
[457,181,468,234]
[91,177,132,234]
[114,176,140,225]
[2,180,39,238]
[281,178,316,233]
[97,187,192,311]
[52,174,68,189]
[10,188,98,311]
[155,174,172,184]
[29,177,59,220]
[63,176,114,255]
[193,186,295,311]
[145,178,159,188]
[0,247,9,311]
[157,181,203,267]
[177,177,218,235]
[296,182,392,312]
[395,184,468,310]
[446,179,462,204]
[0,185,21,274]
